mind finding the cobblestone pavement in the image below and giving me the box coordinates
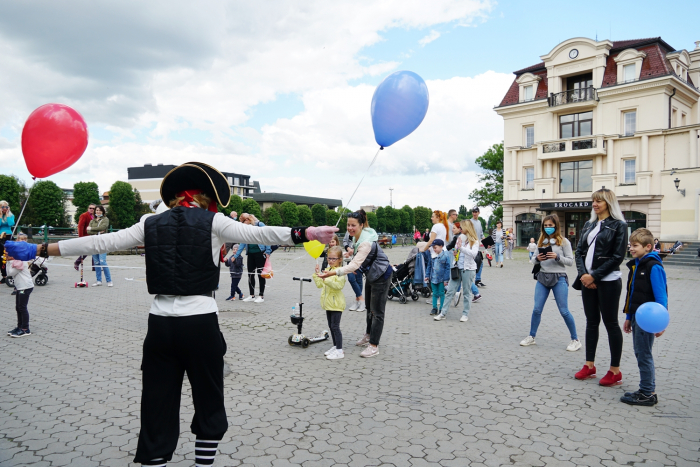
[1,247,698,466]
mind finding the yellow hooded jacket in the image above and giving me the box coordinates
[312,267,347,312]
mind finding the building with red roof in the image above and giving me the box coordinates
[495,37,700,245]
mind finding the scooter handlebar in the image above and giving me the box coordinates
[292,277,312,282]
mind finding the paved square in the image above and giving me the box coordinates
[1,247,698,466]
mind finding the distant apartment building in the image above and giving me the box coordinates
[495,37,700,246]
[127,163,257,204]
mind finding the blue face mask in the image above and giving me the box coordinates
[544,227,556,235]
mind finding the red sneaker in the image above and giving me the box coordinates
[575,364,596,380]
[599,371,622,386]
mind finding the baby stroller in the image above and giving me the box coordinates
[5,257,49,288]
[407,246,432,299]
[387,261,418,304]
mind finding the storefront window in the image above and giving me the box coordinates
[516,213,542,247]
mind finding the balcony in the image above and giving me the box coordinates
[548,87,598,107]
[538,135,606,160]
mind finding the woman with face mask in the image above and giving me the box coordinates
[87,205,113,287]
[520,214,581,352]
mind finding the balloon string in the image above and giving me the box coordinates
[335,146,383,228]
[12,178,37,237]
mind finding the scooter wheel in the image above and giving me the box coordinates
[288,336,295,346]
[74,282,78,288]
[301,338,310,348]
[35,275,48,286]
[399,296,407,304]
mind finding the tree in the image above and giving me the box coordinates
[311,204,326,226]
[0,175,24,216]
[469,142,504,222]
[375,206,386,232]
[478,216,487,233]
[399,210,410,233]
[401,205,414,232]
[279,201,299,227]
[242,198,262,218]
[326,209,340,227]
[384,206,401,233]
[72,181,101,224]
[24,180,66,227]
[133,189,152,219]
[458,205,468,218]
[413,206,432,232]
[366,211,378,230]
[107,181,136,228]
[297,205,313,226]
[218,194,244,216]
[263,205,284,226]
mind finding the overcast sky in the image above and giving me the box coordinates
[0,0,697,217]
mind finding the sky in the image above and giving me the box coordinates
[0,0,697,219]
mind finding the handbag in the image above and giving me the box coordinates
[261,255,273,279]
[532,263,541,280]
[451,266,460,281]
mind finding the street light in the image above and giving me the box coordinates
[673,177,686,197]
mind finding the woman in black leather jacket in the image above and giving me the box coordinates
[574,189,628,386]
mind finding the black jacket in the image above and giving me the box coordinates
[575,217,628,282]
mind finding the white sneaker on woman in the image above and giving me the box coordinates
[107,282,113,287]
[242,296,255,302]
[566,339,582,352]
[348,301,359,311]
[520,336,536,346]
[254,296,264,303]
[327,349,344,360]
[460,316,469,322]
[93,281,102,287]
[355,301,366,312]
[324,346,337,356]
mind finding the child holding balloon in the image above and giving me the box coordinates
[621,228,668,406]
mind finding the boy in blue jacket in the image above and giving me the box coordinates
[621,228,668,406]
[425,239,450,316]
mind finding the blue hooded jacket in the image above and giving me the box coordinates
[625,251,667,320]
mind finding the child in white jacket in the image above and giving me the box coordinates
[7,234,34,337]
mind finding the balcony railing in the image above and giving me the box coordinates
[572,139,596,150]
[548,87,597,107]
[541,138,604,155]
[543,142,565,153]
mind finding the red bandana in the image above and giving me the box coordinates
[175,189,218,213]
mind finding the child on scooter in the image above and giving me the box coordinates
[313,245,347,360]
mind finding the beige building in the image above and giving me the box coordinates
[495,37,700,247]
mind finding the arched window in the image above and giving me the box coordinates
[515,213,542,247]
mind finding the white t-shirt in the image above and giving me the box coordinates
[59,212,295,317]
[584,221,622,281]
[430,223,447,258]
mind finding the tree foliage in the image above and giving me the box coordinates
[375,206,386,232]
[279,201,299,227]
[458,205,468,218]
[469,142,504,218]
[326,209,340,227]
[366,211,378,230]
[311,204,326,226]
[242,198,262,218]
[0,175,24,217]
[384,206,401,233]
[24,180,67,227]
[263,205,284,226]
[107,181,136,229]
[401,205,414,232]
[413,206,432,232]
[133,189,152,219]
[297,205,313,226]
[72,181,101,224]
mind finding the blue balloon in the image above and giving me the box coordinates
[371,71,429,148]
[636,302,670,334]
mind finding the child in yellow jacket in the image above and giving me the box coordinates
[313,245,347,360]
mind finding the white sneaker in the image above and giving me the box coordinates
[242,296,255,302]
[434,314,446,321]
[93,281,102,287]
[452,291,461,307]
[425,299,432,305]
[520,336,536,346]
[355,301,366,312]
[324,346,337,356]
[327,349,344,360]
[566,339,582,352]
[254,296,264,303]
[459,316,469,322]
[107,282,113,287]
[348,301,359,312]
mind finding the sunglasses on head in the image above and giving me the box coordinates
[347,212,363,219]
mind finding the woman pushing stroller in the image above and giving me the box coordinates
[4,161,337,467]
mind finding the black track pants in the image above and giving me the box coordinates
[247,252,266,296]
[581,279,623,367]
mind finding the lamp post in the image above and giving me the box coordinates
[673,178,686,197]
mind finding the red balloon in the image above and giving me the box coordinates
[21,103,88,178]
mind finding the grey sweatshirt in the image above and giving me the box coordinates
[530,238,574,273]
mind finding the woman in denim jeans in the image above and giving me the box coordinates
[88,206,113,287]
[519,214,581,352]
[343,232,365,312]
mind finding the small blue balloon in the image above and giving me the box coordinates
[636,302,669,334]
[371,70,429,148]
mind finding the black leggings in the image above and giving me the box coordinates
[247,252,266,296]
[16,287,32,329]
[326,311,342,349]
[365,276,391,346]
[581,279,623,367]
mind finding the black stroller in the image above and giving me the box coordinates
[387,261,417,304]
[5,257,49,288]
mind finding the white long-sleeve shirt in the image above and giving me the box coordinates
[58,212,295,317]
[7,260,33,290]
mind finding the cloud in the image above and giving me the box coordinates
[419,30,441,46]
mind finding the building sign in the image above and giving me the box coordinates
[539,201,591,210]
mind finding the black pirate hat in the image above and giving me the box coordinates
[160,162,231,207]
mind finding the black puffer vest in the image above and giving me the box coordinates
[359,242,391,283]
[623,255,663,315]
[144,206,219,295]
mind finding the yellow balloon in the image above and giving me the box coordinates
[303,240,325,259]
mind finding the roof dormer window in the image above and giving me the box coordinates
[614,48,646,84]
[666,49,690,83]
[516,73,542,103]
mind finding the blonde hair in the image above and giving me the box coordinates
[241,213,260,225]
[0,200,11,221]
[589,188,625,224]
[629,228,654,248]
[17,233,27,241]
[326,246,344,269]
[168,193,213,211]
[459,220,478,248]
[537,214,565,247]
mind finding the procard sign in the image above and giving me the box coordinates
[539,201,591,211]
